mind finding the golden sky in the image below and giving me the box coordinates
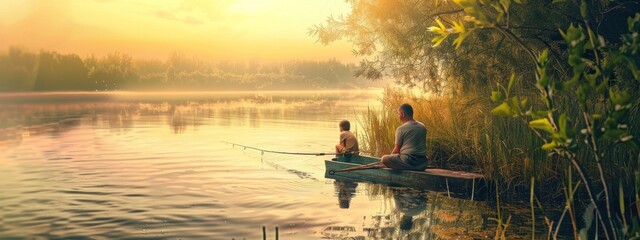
[0,0,356,62]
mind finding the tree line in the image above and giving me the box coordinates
[0,47,377,92]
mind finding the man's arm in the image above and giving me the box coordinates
[392,128,402,154]
[391,144,400,154]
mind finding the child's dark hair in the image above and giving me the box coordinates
[339,120,350,131]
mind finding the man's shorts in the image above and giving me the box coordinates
[381,154,428,171]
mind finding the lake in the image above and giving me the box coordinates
[0,91,542,239]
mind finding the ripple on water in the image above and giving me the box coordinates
[60,189,113,196]
[0,92,541,239]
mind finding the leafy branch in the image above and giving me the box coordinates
[430,0,640,239]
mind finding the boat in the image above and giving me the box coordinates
[325,155,486,199]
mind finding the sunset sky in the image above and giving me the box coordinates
[0,0,356,62]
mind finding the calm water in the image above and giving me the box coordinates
[0,91,542,239]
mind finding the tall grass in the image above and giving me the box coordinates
[357,87,640,237]
[358,88,564,190]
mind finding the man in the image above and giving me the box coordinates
[335,119,359,155]
[381,103,428,171]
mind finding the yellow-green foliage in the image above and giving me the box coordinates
[358,88,556,187]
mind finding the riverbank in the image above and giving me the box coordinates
[357,87,640,237]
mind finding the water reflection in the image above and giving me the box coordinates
[0,91,549,239]
[361,187,430,239]
[0,91,381,145]
[325,180,497,239]
[333,180,358,209]
[394,188,428,233]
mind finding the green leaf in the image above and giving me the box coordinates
[530,118,555,133]
[537,75,549,89]
[619,181,625,216]
[580,1,588,19]
[427,26,442,33]
[569,55,582,66]
[625,140,639,151]
[452,20,466,33]
[585,73,597,87]
[576,86,586,105]
[432,35,449,47]
[454,0,477,8]
[564,73,580,89]
[538,49,549,65]
[435,18,447,33]
[559,28,568,43]
[510,96,522,115]
[496,11,504,25]
[551,132,565,142]
[507,72,516,94]
[607,129,627,137]
[499,0,510,12]
[595,79,608,94]
[585,28,596,49]
[580,203,596,239]
[491,102,513,117]
[520,98,530,110]
[567,127,577,139]
[612,109,629,121]
[610,89,631,105]
[491,91,504,102]
[561,24,584,44]
[605,118,617,129]
[568,72,581,85]
[559,113,567,136]
[531,110,550,119]
[572,62,585,75]
[620,56,640,80]
[542,141,558,150]
[453,31,471,49]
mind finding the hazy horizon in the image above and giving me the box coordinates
[0,0,357,62]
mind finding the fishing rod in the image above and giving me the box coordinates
[222,141,347,156]
[328,162,385,175]
[224,141,384,174]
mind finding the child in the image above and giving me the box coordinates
[335,120,359,155]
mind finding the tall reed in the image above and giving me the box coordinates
[358,88,560,189]
[358,87,640,237]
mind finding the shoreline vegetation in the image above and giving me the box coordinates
[358,88,555,192]
[312,0,640,238]
[0,47,384,92]
[358,87,640,237]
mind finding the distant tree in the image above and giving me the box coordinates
[0,47,38,92]
[0,47,372,91]
[135,59,167,89]
[34,51,90,91]
[85,53,137,90]
[58,53,91,90]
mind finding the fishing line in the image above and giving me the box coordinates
[222,141,341,156]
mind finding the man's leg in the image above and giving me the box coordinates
[381,154,415,170]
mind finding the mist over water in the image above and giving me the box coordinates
[0,91,543,239]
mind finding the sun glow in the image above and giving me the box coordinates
[228,0,268,14]
[0,0,355,62]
